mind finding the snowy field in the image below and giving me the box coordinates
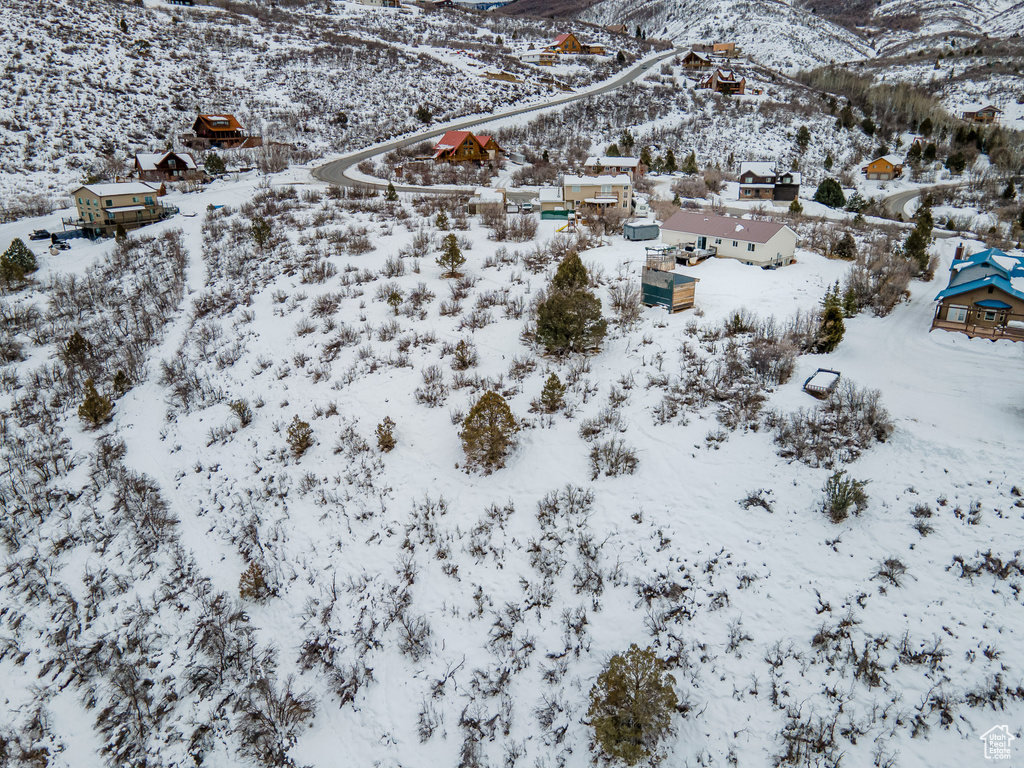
[2,167,1023,766]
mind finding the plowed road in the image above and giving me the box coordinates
[311,47,680,198]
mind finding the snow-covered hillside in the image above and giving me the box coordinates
[578,0,875,71]
[0,0,645,217]
[2,169,1024,766]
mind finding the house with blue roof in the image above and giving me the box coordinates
[932,246,1024,340]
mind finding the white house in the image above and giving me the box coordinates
[520,50,556,66]
[660,209,796,267]
[583,156,643,180]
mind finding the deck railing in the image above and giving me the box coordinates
[931,306,1024,341]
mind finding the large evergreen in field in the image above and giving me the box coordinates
[588,644,678,765]
[535,253,607,355]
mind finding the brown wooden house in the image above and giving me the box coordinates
[549,32,583,54]
[932,247,1024,341]
[681,49,712,69]
[183,114,262,150]
[433,131,502,163]
[134,151,198,182]
[960,104,1003,124]
[698,69,745,95]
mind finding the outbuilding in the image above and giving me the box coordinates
[623,221,659,241]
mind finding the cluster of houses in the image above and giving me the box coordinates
[61,113,259,239]
[679,46,748,95]
[520,31,605,67]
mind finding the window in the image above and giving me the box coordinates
[715,238,721,244]
[571,185,580,193]
[601,184,611,195]
[732,241,738,247]
[106,199,112,206]
[77,197,82,205]
[946,306,967,323]
[747,243,755,252]
[145,197,153,205]
[982,310,997,322]
[132,197,138,203]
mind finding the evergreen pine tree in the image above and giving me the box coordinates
[286,415,314,458]
[1002,180,1016,200]
[436,233,466,278]
[250,217,272,249]
[616,50,626,65]
[435,210,449,229]
[385,181,399,202]
[824,153,834,171]
[239,561,271,601]
[588,645,678,766]
[796,125,811,151]
[2,238,37,275]
[386,290,402,315]
[537,373,565,413]
[639,146,653,169]
[813,178,845,208]
[815,285,846,353]
[536,290,607,355]
[460,391,519,471]
[663,148,676,174]
[672,193,682,207]
[376,417,397,452]
[78,379,113,429]
[904,202,934,273]
[620,130,635,153]
[842,286,859,318]
[204,153,225,175]
[789,198,803,215]
[0,251,24,285]
[833,232,856,260]
[551,252,589,292]
[681,151,698,174]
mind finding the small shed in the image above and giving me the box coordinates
[642,256,698,313]
[624,221,660,241]
[803,369,841,399]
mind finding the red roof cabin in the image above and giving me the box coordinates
[433,131,503,163]
[549,32,583,54]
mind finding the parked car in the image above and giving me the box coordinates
[29,229,50,240]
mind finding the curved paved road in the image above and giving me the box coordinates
[882,181,961,219]
[312,47,680,195]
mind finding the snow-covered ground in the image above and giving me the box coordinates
[2,164,1024,766]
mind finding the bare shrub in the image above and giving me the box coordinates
[589,438,639,479]
[770,381,894,467]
